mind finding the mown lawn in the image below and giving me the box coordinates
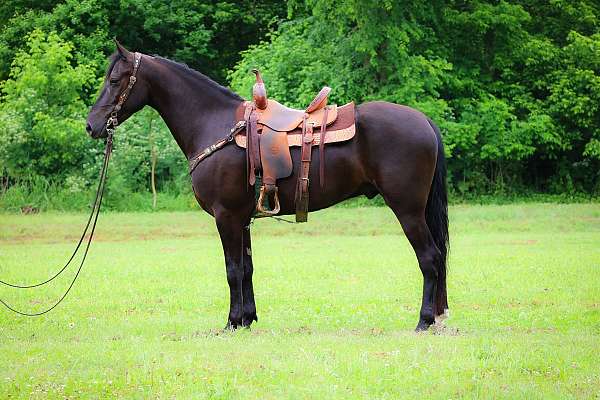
[1,204,599,399]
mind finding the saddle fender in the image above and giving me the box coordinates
[259,127,293,186]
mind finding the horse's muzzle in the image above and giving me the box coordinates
[86,121,108,139]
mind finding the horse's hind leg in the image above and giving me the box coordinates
[380,189,441,330]
[394,211,442,331]
[356,101,446,330]
[372,153,441,330]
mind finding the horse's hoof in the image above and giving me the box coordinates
[224,320,241,331]
[242,312,258,327]
[415,320,433,332]
[435,309,450,324]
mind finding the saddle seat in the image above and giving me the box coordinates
[256,97,337,132]
[239,70,356,222]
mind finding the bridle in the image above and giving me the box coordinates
[0,52,143,316]
[105,52,142,137]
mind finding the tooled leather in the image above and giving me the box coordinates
[242,71,355,221]
[256,99,338,132]
[319,106,328,188]
[305,87,331,113]
[235,102,355,148]
[295,118,313,222]
[234,125,355,148]
[245,104,259,186]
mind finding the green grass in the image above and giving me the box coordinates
[1,177,598,213]
[1,204,599,399]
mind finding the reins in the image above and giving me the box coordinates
[0,134,112,316]
[0,53,142,316]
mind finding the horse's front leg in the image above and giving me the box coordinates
[242,226,258,326]
[215,209,247,329]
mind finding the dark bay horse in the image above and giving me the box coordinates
[86,43,449,331]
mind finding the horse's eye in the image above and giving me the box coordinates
[109,78,119,85]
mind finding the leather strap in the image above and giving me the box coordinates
[188,120,246,175]
[319,106,328,188]
[106,52,142,130]
[114,52,141,114]
[244,103,260,186]
[295,115,313,222]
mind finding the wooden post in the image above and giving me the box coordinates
[148,117,157,209]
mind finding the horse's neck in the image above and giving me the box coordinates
[144,59,243,159]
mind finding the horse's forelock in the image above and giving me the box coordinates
[104,52,125,79]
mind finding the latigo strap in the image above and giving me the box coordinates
[295,115,314,222]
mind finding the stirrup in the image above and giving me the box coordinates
[256,185,281,216]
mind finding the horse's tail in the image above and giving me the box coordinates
[426,119,449,318]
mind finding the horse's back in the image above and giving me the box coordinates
[355,101,438,158]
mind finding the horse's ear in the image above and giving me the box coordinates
[114,38,131,58]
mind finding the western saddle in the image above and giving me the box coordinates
[236,70,356,222]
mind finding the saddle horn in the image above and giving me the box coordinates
[252,69,268,110]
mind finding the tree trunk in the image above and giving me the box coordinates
[151,145,157,209]
[148,117,157,209]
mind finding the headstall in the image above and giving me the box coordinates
[106,52,142,136]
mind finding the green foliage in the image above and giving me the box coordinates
[107,109,189,194]
[0,30,98,180]
[0,0,286,83]
[1,1,599,211]
[230,0,600,195]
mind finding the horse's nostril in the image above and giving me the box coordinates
[86,122,93,134]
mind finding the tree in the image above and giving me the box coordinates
[0,30,98,181]
[0,0,287,84]
[230,0,600,194]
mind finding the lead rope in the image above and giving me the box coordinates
[0,53,142,316]
[0,125,114,316]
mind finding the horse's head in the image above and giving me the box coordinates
[86,40,148,139]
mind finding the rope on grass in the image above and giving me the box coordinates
[0,133,113,316]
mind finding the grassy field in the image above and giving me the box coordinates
[1,204,599,399]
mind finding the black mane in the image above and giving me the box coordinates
[153,56,244,101]
[104,53,242,101]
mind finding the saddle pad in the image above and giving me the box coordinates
[235,102,355,148]
[256,99,338,132]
